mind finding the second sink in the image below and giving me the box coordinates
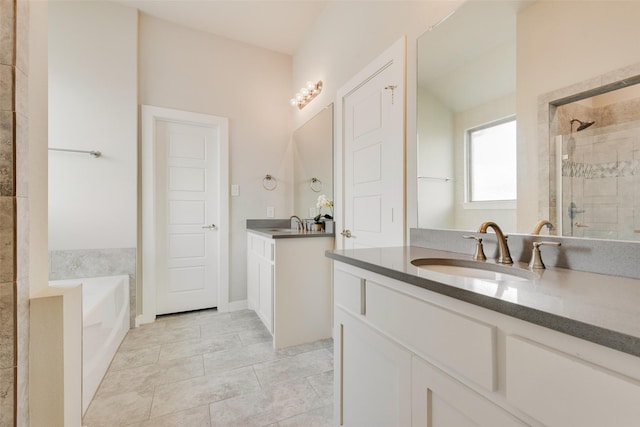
[411,258,538,282]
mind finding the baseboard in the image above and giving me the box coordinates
[135,313,155,327]
[219,299,248,312]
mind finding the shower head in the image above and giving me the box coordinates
[570,118,595,132]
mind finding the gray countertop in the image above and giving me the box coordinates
[326,246,640,358]
[248,227,334,239]
[246,218,334,239]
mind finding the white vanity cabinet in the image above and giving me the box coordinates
[246,233,274,332]
[247,230,334,349]
[333,261,640,427]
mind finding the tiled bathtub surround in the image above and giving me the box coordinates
[0,0,30,425]
[49,248,137,326]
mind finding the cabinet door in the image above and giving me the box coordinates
[257,259,273,332]
[246,237,259,311]
[412,356,528,427]
[335,308,411,427]
[506,335,640,427]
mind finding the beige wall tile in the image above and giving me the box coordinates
[0,0,15,67]
[0,367,15,426]
[15,112,26,198]
[0,197,14,283]
[15,68,26,117]
[16,0,28,74]
[15,196,27,282]
[0,112,13,197]
[16,276,29,426]
[0,64,13,112]
[0,281,14,369]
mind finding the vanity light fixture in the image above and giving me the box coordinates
[290,80,323,110]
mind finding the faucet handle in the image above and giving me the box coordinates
[463,235,487,261]
[529,241,561,269]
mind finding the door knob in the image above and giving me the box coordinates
[201,224,217,230]
[340,229,352,238]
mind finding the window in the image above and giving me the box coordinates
[467,118,517,203]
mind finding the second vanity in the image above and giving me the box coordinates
[327,230,640,427]
[246,219,334,349]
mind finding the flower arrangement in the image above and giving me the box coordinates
[314,194,333,223]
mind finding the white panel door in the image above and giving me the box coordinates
[155,120,219,314]
[338,38,405,249]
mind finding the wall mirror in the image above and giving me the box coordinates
[293,104,334,219]
[416,0,529,234]
[417,0,640,241]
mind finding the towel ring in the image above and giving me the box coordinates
[263,174,278,191]
[310,177,323,192]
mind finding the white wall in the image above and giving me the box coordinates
[48,1,138,250]
[291,0,464,235]
[138,14,293,302]
[517,1,640,232]
[417,88,454,229]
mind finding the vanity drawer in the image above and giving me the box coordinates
[366,281,497,391]
[506,335,640,427]
[334,267,365,316]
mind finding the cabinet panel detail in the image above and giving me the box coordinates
[334,268,366,315]
[336,308,411,427]
[506,335,640,427]
[366,280,496,390]
[412,356,527,427]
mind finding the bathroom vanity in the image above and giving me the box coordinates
[327,236,640,427]
[246,220,334,349]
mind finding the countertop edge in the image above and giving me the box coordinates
[248,228,335,239]
[326,250,640,358]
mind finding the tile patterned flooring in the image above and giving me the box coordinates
[83,309,334,427]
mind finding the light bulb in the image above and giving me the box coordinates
[296,93,303,101]
[290,98,298,106]
[306,81,315,90]
[301,88,309,96]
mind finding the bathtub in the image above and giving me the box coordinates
[49,275,130,414]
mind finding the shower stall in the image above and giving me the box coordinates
[556,110,640,241]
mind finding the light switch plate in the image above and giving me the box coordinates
[231,184,239,196]
[309,207,317,217]
[266,207,275,218]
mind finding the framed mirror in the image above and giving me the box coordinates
[417,0,640,241]
[416,1,528,234]
[293,104,334,219]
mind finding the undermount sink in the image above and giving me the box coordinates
[411,258,537,282]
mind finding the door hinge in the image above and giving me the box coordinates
[384,85,397,104]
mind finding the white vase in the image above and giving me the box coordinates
[324,220,334,233]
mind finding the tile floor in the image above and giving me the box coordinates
[82,309,334,427]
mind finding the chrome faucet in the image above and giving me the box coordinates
[532,219,554,235]
[290,215,303,231]
[477,221,513,264]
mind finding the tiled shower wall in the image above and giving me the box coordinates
[49,248,137,327]
[557,98,640,241]
[0,0,30,425]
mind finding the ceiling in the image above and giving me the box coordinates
[116,0,328,55]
